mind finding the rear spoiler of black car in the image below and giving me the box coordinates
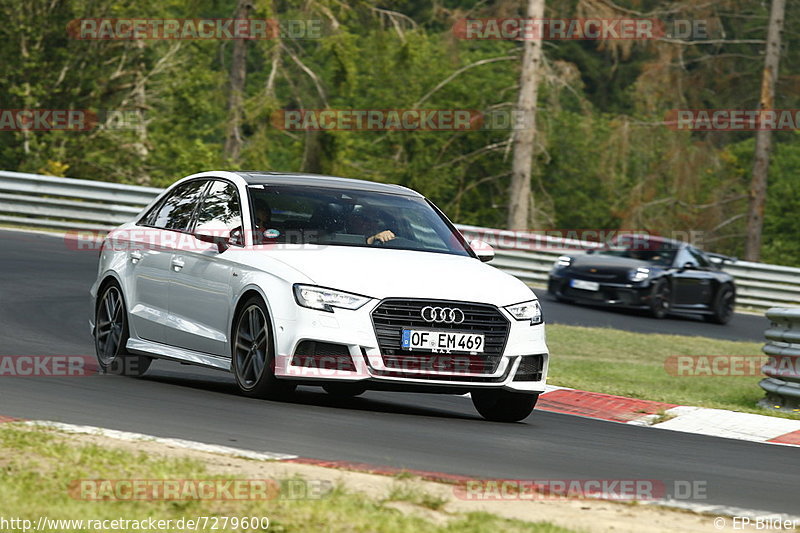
[706,252,738,264]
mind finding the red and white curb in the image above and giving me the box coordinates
[537,385,800,446]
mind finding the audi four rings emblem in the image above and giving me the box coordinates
[420,306,465,324]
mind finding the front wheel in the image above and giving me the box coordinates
[705,285,735,325]
[471,390,538,422]
[94,282,151,377]
[647,280,672,319]
[232,296,295,399]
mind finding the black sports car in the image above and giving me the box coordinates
[547,235,736,324]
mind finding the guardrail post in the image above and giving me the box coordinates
[760,307,800,410]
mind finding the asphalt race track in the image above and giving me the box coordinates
[0,229,795,516]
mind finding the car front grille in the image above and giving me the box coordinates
[371,299,509,378]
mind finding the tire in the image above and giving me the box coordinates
[647,279,672,319]
[471,390,539,422]
[323,383,367,398]
[232,296,295,399]
[94,281,151,377]
[705,285,735,325]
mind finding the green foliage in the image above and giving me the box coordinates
[1,0,799,263]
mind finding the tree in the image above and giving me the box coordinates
[507,0,545,230]
[744,0,786,261]
[223,0,254,163]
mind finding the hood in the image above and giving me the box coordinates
[568,253,661,281]
[255,245,534,306]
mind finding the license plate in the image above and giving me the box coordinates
[571,279,600,291]
[401,330,484,353]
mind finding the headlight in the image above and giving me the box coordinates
[293,284,371,312]
[505,300,543,325]
[555,255,572,268]
[628,267,650,282]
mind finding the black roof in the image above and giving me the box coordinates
[234,171,421,197]
[615,233,689,250]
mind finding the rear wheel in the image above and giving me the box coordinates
[705,285,735,325]
[647,279,672,319]
[94,281,151,376]
[323,383,367,398]
[232,296,295,399]
[471,390,538,422]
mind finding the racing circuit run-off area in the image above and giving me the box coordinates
[2,1,800,532]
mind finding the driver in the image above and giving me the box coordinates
[347,208,395,245]
[252,198,272,243]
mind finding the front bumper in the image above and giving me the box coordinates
[272,298,549,393]
[548,273,652,309]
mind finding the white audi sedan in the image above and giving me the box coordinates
[90,171,549,421]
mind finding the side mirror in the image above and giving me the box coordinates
[470,240,495,263]
[195,221,231,253]
[681,262,695,271]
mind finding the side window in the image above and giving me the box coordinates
[146,180,207,231]
[675,247,696,268]
[195,180,244,246]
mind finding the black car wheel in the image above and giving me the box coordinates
[95,281,151,376]
[648,279,672,319]
[705,285,735,325]
[471,390,538,422]
[232,296,296,399]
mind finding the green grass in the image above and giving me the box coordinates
[384,481,449,511]
[0,425,579,533]
[546,324,800,420]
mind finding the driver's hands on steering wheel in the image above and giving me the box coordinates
[367,230,395,245]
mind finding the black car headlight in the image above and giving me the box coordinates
[628,267,651,282]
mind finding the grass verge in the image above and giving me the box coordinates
[0,424,576,533]
[546,324,799,420]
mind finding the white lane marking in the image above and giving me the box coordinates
[650,406,800,443]
[25,420,297,461]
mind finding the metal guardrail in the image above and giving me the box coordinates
[760,308,800,408]
[0,171,161,230]
[3,169,800,311]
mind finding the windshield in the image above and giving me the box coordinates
[247,185,471,256]
[597,241,677,267]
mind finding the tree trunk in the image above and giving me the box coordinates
[507,0,545,230]
[224,0,254,162]
[744,0,785,261]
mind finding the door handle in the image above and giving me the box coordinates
[171,257,185,271]
[130,250,143,263]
